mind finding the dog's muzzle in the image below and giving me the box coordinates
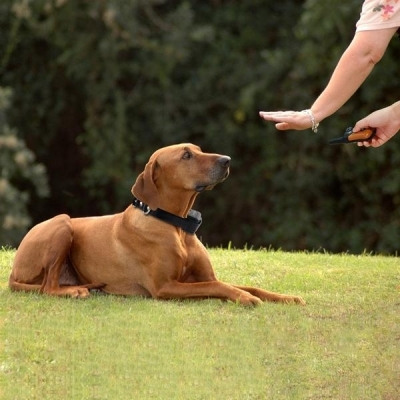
[195,156,230,192]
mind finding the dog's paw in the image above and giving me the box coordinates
[284,295,306,306]
[45,286,91,298]
[237,294,263,306]
[67,287,90,299]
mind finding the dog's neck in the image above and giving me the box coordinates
[132,197,202,234]
[154,191,198,218]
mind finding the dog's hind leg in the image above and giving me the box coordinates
[10,214,98,298]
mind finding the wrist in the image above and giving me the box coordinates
[391,101,400,119]
[392,102,400,130]
[301,109,319,133]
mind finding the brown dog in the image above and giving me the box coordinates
[9,143,305,306]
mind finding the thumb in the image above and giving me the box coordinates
[275,122,290,131]
[352,119,368,133]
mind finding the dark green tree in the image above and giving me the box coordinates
[0,87,49,247]
[1,0,399,253]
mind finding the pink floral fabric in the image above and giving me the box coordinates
[356,0,400,31]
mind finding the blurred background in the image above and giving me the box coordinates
[1,0,399,253]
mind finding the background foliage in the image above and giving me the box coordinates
[0,87,48,246]
[1,0,399,253]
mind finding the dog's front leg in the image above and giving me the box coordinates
[153,281,263,306]
[233,286,306,305]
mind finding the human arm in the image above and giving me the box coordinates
[353,101,400,147]
[259,28,397,131]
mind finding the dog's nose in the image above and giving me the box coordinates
[218,156,231,168]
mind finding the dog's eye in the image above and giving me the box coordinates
[182,151,192,160]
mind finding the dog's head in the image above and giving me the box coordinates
[131,143,230,211]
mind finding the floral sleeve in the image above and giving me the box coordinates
[356,0,400,31]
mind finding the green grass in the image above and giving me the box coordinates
[1,248,399,400]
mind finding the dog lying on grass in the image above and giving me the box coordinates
[9,143,305,306]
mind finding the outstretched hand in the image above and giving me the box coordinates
[259,110,312,131]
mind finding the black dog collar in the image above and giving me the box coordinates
[132,197,202,234]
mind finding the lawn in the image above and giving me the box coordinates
[1,248,399,399]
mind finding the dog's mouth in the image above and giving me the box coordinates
[195,169,230,192]
[195,185,210,192]
[195,156,230,192]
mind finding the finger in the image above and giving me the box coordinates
[259,111,295,120]
[275,122,290,131]
[259,112,283,121]
[259,111,285,116]
[352,120,369,133]
[260,115,285,123]
[259,111,274,119]
[369,137,383,148]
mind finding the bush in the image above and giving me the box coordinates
[0,87,49,247]
[1,0,400,253]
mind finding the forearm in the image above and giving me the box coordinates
[311,50,374,122]
[259,29,397,132]
[390,101,400,126]
[311,29,395,123]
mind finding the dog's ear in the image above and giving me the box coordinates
[131,160,160,210]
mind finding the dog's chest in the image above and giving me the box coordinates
[179,264,195,283]
[177,249,193,282]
